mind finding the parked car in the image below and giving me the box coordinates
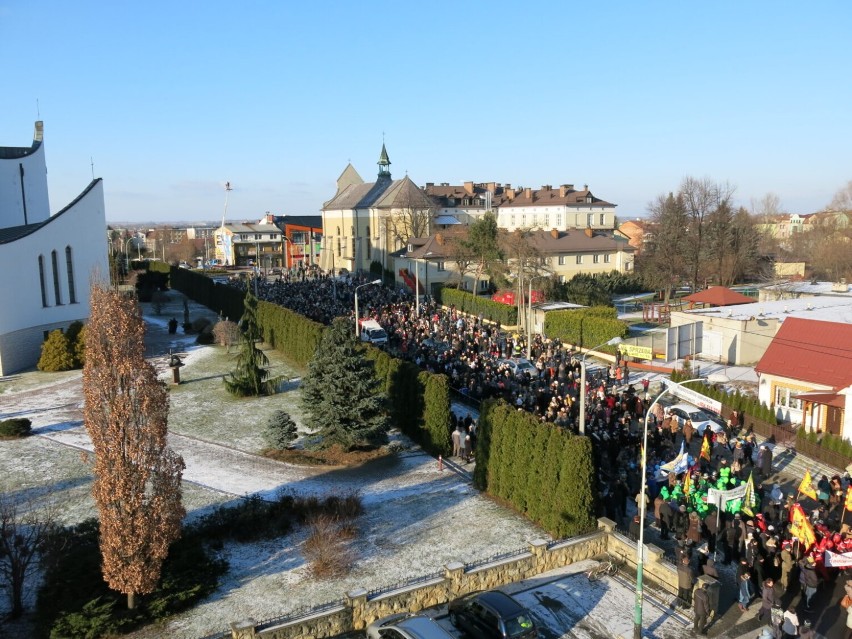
[366,612,456,639]
[497,358,538,378]
[448,590,537,639]
[666,403,726,436]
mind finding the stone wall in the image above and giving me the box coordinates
[226,519,679,639]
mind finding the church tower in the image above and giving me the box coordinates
[377,143,391,179]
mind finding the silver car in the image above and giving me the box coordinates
[365,613,456,639]
[666,403,726,436]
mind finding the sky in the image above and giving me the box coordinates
[2,1,851,224]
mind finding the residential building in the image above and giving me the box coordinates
[617,218,655,255]
[0,121,108,374]
[213,214,286,268]
[755,317,852,437]
[423,181,617,232]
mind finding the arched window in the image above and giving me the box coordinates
[38,255,48,307]
[51,250,62,305]
[65,246,77,304]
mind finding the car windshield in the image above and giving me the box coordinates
[688,409,712,421]
[504,614,535,637]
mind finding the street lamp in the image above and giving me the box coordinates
[633,373,728,639]
[124,237,135,271]
[578,337,623,435]
[354,279,382,338]
[526,274,549,359]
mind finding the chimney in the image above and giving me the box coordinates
[524,187,532,199]
[486,182,496,193]
[505,183,511,190]
[435,233,444,246]
[559,184,569,197]
[426,182,434,188]
[550,228,559,239]
[584,184,589,191]
[585,227,593,237]
[464,181,474,194]
[542,185,551,191]
[507,188,515,201]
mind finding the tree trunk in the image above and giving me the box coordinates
[128,591,136,610]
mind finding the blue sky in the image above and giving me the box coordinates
[2,1,850,223]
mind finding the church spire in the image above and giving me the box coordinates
[377,143,391,178]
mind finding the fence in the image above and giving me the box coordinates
[216,519,680,639]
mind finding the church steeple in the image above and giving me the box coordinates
[377,143,391,178]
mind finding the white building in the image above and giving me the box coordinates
[0,122,108,374]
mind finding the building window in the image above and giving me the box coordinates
[593,254,600,264]
[51,250,62,305]
[774,386,802,411]
[462,198,469,206]
[510,215,516,226]
[65,246,77,303]
[521,214,526,226]
[587,213,593,226]
[604,253,611,263]
[544,215,549,227]
[558,255,566,265]
[532,215,537,226]
[576,255,583,264]
[600,213,605,225]
[556,214,562,226]
[38,255,48,307]
[437,262,446,272]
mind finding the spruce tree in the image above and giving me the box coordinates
[301,317,389,450]
[224,292,280,397]
[263,410,298,450]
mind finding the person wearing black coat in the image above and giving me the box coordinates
[693,583,711,635]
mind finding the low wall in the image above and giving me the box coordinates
[226,519,678,639]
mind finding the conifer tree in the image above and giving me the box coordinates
[37,329,75,372]
[224,292,280,397]
[83,284,185,610]
[263,410,298,450]
[301,317,389,450]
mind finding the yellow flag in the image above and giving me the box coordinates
[798,470,818,500]
[700,437,711,461]
[683,471,691,496]
[789,503,816,550]
[845,486,852,511]
[742,472,758,516]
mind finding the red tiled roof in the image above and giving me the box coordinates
[755,317,852,389]
[683,286,753,306]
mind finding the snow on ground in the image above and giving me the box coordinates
[0,295,544,639]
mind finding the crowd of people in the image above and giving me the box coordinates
[229,270,852,638]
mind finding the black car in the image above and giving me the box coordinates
[448,590,537,639]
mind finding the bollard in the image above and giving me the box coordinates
[438,455,443,471]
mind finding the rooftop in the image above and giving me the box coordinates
[676,295,852,325]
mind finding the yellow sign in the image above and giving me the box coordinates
[619,344,653,360]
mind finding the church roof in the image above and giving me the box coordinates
[378,143,390,166]
[324,175,432,211]
[0,179,101,244]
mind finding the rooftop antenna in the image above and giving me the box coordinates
[36,99,40,119]
[90,157,95,180]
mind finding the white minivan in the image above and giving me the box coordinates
[359,319,388,345]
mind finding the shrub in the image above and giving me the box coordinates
[212,319,240,349]
[37,330,75,372]
[66,322,86,368]
[0,418,32,437]
[301,514,356,579]
[263,410,299,450]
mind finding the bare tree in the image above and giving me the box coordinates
[83,284,185,610]
[383,183,434,252]
[462,211,503,295]
[830,179,852,212]
[637,192,690,302]
[680,176,735,293]
[0,495,59,618]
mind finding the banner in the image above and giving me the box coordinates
[798,470,818,500]
[661,442,688,475]
[660,379,722,414]
[825,550,852,568]
[707,483,747,508]
[846,486,852,512]
[742,472,758,517]
[789,503,816,550]
[619,344,653,360]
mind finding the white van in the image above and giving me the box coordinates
[359,319,388,345]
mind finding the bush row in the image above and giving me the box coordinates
[473,399,597,538]
[437,288,518,326]
[798,429,852,459]
[256,300,325,367]
[169,267,246,326]
[366,345,452,457]
[543,306,628,351]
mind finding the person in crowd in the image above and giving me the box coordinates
[693,581,711,635]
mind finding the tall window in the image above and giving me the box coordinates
[576,255,583,264]
[593,254,600,264]
[38,255,48,307]
[65,246,77,303]
[587,213,593,226]
[51,250,62,305]
[600,213,606,225]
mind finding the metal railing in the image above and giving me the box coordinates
[255,598,347,631]
[463,545,531,570]
[366,569,446,599]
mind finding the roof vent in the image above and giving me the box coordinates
[807,303,813,310]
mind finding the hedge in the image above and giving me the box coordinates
[365,345,452,457]
[474,399,597,537]
[256,301,325,367]
[543,306,629,350]
[670,368,777,423]
[437,288,518,326]
[169,268,246,328]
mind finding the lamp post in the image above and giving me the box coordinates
[526,275,548,359]
[124,237,135,271]
[354,279,382,338]
[634,373,728,639]
[578,337,623,435]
